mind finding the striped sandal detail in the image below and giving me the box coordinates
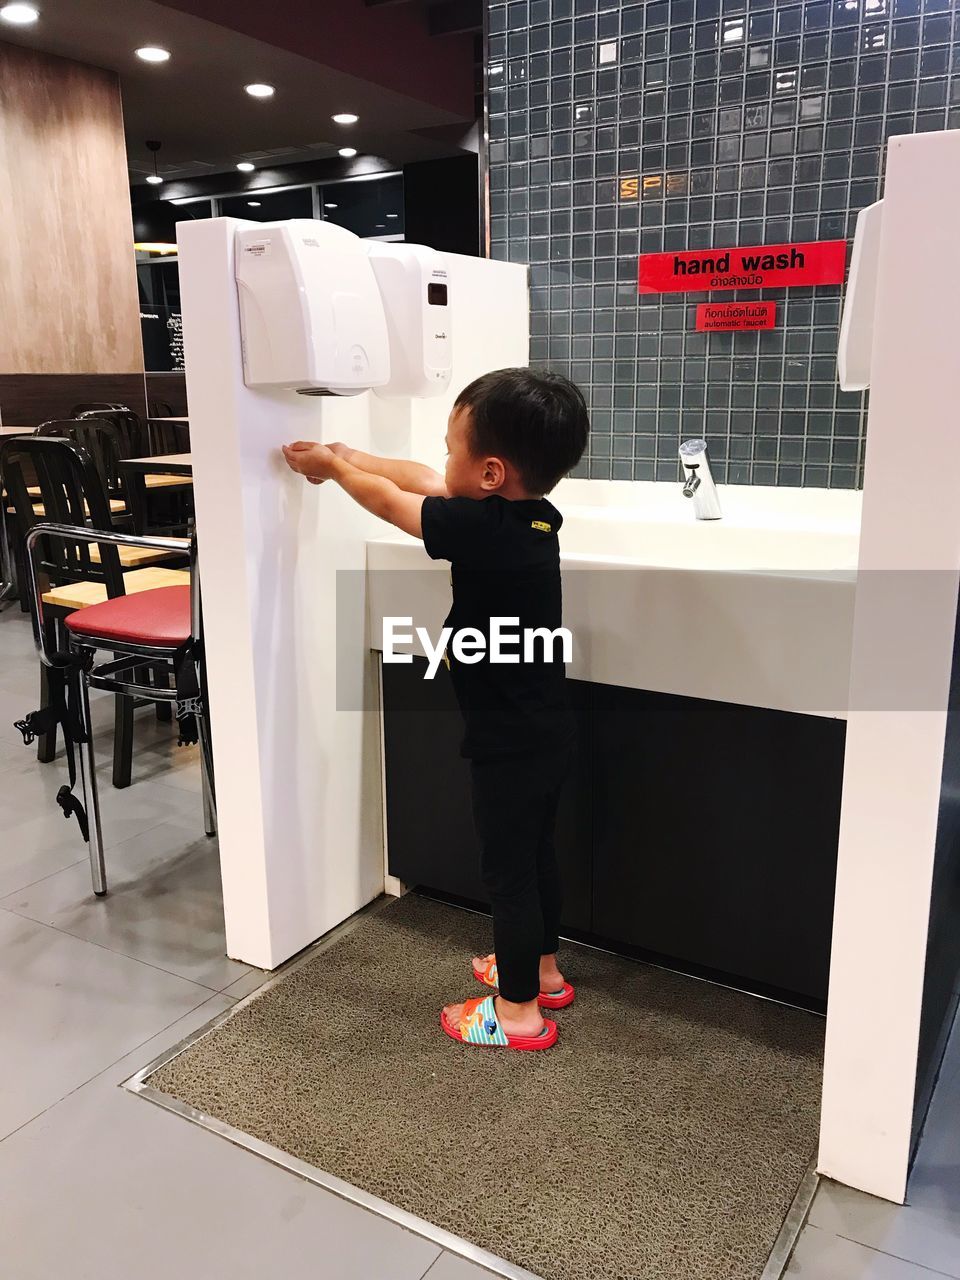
[440,993,558,1051]
[471,954,576,1010]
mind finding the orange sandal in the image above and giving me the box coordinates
[472,954,576,1010]
[440,994,558,1051]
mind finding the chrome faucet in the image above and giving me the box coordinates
[679,439,722,520]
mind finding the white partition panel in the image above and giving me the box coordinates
[178,217,528,968]
[820,130,960,1202]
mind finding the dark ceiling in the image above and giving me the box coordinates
[0,0,481,185]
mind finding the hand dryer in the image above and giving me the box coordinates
[367,243,452,398]
[235,220,390,395]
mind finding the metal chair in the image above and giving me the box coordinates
[2,435,187,780]
[19,523,215,896]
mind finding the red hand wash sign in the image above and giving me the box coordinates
[638,240,847,294]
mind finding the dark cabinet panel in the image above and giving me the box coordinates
[383,658,593,932]
[590,684,844,1003]
[382,662,844,1004]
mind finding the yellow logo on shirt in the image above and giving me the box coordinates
[531,520,552,532]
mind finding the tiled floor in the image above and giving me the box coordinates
[1,602,958,1279]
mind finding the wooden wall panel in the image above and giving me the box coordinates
[0,42,142,375]
[145,372,188,416]
[0,374,147,427]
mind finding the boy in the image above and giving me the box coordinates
[282,367,589,1051]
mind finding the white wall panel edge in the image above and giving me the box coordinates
[818,130,960,1202]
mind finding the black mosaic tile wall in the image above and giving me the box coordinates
[486,0,960,486]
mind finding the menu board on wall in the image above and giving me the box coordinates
[167,312,184,370]
[140,305,184,371]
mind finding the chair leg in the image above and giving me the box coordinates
[75,670,107,895]
[154,665,173,722]
[113,691,134,788]
[36,626,57,763]
[197,714,216,838]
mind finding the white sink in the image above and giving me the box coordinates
[366,481,861,719]
[556,478,860,572]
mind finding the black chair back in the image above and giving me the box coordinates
[147,399,175,418]
[147,418,190,455]
[70,401,130,415]
[0,436,124,596]
[71,420,128,506]
[33,420,75,438]
[74,408,147,458]
[34,419,130,513]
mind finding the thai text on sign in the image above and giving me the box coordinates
[696,302,776,332]
[638,240,847,293]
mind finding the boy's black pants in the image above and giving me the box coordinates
[469,743,573,1004]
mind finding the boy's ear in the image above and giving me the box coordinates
[480,456,506,490]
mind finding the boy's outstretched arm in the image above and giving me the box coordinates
[282,442,424,539]
[326,442,447,497]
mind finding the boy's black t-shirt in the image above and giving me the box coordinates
[420,494,575,760]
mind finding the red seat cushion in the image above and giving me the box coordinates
[65,585,190,647]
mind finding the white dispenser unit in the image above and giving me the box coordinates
[837,199,883,392]
[367,243,452,398]
[235,219,390,395]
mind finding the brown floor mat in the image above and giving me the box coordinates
[148,892,823,1280]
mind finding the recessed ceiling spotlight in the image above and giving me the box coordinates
[386,213,398,219]
[146,174,164,185]
[245,83,275,98]
[248,201,261,207]
[332,112,358,125]
[338,147,357,158]
[324,203,338,209]
[236,161,255,172]
[0,4,40,24]
[136,46,170,63]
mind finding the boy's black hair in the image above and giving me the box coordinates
[454,367,590,495]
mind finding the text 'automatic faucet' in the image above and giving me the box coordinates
[679,439,722,520]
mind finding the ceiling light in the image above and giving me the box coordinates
[236,161,255,172]
[136,46,170,63]
[386,213,398,219]
[324,202,338,209]
[145,138,164,186]
[338,147,357,158]
[332,112,358,125]
[0,4,40,24]
[247,201,261,207]
[245,83,275,98]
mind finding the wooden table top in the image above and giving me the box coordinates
[0,425,34,436]
[42,566,190,611]
[119,452,192,476]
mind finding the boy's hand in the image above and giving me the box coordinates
[281,441,339,485]
[326,442,355,462]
